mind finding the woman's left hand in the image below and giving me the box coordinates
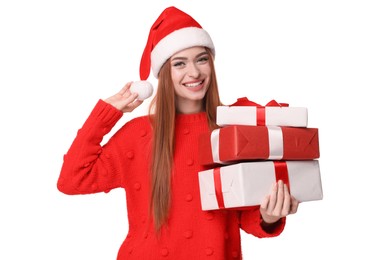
[260,180,299,225]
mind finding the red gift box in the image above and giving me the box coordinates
[199,125,320,166]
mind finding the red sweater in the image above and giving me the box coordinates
[57,100,286,260]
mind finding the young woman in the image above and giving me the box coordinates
[57,6,299,259]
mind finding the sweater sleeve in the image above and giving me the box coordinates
[57,99,124,195]
[238,207,286,238]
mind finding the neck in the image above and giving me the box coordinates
[175,99,203,114]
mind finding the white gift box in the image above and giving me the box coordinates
[216,105,308,127]
[198,160,323,211]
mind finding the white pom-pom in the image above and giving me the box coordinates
[131,81,154,101]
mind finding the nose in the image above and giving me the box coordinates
[187,62,200,78]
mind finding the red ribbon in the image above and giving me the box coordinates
[230,97,289,126]
[213,167,225,209]
[213,161,290,209]
[273,161,290,188]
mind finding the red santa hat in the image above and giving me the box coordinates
[139,6,215,80]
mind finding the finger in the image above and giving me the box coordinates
[124,92,139,103]
[281,184,291,216]
[113,92,138,111]
[260,194,270,211]
[267,181,278,215]
[273,180,285,216]
[122,98,143,113]
[122,88,132,98]
[289,196,299,214]
[126,100,143,112]
[118,82,132,96]
[123,82,135,98]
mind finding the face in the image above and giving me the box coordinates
[170,46,211,113]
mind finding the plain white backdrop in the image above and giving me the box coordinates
[1,0,389,259]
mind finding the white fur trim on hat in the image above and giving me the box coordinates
[151,27,215,78]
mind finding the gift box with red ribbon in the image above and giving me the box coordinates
[198,160,323,211]
[216,97,308,127]
[199,125,320,166]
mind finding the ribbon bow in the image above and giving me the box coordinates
[229,97,289,126]
[230,97,289,108]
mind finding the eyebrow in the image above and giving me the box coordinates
[171,51,208,61]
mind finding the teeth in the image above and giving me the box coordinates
[185,81,202,88]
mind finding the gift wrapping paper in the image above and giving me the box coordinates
[199,125,320,165]
[216,97,308,127]
[198,160,323,211]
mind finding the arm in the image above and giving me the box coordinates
[57,82,143,195]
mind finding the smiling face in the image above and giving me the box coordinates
[169,46,211,114]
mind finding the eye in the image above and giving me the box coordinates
[172,61,185,67]
[197,56,209,64]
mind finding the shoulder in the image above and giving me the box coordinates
[120,115,152,134]
[108,115,152,146]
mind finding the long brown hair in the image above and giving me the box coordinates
[148,48,221,231]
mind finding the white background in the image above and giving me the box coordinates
[1,0,389,259]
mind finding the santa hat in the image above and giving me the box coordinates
[140,6,215,80]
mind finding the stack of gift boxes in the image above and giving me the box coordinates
[197,97,323,211]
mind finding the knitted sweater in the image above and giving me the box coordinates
[57,99,286,260]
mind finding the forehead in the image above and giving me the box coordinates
[171,46,207,59]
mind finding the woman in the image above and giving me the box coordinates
[57,6,299,259]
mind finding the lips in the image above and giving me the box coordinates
[183,80,205,92]
[184,80,204,88]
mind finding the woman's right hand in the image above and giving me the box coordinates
[104,82,144,113]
